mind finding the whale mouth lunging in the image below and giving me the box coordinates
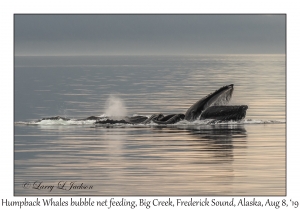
[184,84,235,121]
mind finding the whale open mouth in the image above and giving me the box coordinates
[203,84,234,109]
[184,84,235,121]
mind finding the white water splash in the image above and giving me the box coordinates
[104,95,128,119]
[14,117,285,126]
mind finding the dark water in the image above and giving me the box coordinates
[14,55,285,196]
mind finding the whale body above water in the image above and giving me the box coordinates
[37,84,248,125]
[94,84,248,125]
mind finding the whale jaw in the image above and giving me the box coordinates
[184,84,234,122]
[200,105,248,121]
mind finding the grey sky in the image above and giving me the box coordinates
[14,14,285,55]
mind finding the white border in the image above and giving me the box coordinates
[2,1,298,209]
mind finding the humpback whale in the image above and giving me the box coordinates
[34,84,247,125]
[95,84,248,125]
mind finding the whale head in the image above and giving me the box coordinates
[184,84,234,121]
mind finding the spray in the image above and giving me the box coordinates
[104,95,128,119]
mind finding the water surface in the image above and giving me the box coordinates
[14,55,285,196]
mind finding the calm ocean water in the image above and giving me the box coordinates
[14,55,285,196]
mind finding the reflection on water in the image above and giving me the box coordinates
[14,55,285,196]
[15,123,285,196]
